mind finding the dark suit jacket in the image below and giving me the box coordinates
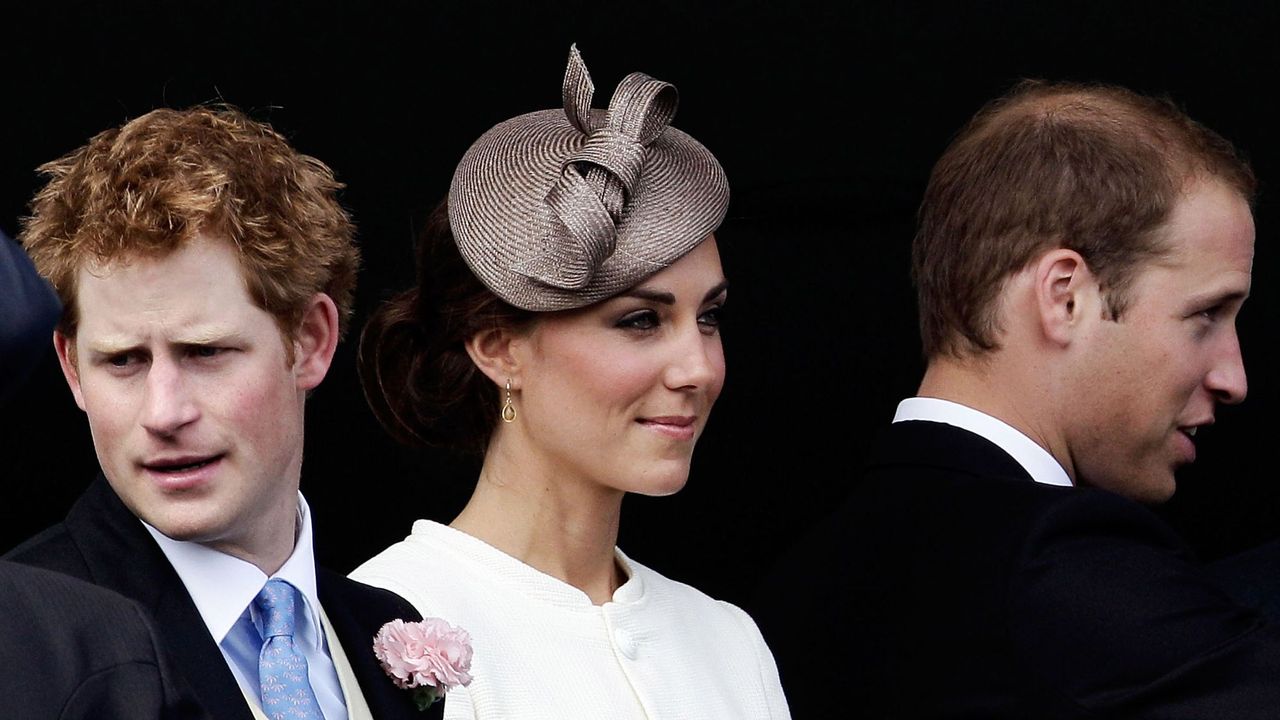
[1209,537,1280,621]
[752,420,1280,719]
[0,231,60,404]
[0,560,208,720]
[5,476,443,720]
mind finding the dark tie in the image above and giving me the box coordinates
[255,578,325,719]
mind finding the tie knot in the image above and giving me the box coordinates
[254,578,301,639]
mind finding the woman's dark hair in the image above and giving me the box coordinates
[359,200,536,455]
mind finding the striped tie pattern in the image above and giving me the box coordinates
[255,579,325,720]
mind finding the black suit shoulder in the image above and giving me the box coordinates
[5,521,93,579]
[5,480,254,719]
[0,561,207,720]
[753,421,1280,719]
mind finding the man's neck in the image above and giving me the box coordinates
[918,354,1078,483]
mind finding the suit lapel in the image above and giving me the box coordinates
[62,476,256,720]
[317,569,444,720]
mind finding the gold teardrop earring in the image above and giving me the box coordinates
[501,379,517,423]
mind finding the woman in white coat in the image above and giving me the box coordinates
[352,46,790,720]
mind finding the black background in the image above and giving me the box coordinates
[2,0,1278,611]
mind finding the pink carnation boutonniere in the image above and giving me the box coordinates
[373,617,474,711]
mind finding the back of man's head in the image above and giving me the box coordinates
[913,80,1254,359]
[20,106,359,346]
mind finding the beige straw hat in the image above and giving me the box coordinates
[448,44,730,311]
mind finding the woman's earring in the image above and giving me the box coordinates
[501,379,517,423]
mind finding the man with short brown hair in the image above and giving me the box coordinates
[756,81,1280,718]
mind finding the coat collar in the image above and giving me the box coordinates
[61,475,440,720]
[869,420,1037,484]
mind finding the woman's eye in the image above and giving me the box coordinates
[617,309,660,331]
[698,306,724,330]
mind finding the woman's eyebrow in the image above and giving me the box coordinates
[703,280,729,303]
[621,279,729,305]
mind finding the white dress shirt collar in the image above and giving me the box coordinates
[142,493,347,720]
[893,397,1073,488]
[141,492,324,648]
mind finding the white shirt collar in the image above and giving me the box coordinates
[141,492,325,649]
[893,397,1073,488]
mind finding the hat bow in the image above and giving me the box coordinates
[513,44,679,290]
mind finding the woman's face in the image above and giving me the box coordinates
[511,236,727,497]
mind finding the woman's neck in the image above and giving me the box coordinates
[450,439,627,605]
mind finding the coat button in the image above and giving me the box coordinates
[615,629,638,659]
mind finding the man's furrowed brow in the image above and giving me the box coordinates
[175,327,241,345]
[83,335,142,356]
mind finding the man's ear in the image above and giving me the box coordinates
[1033,248,1097,346]
[293,293,340,391]
[53,330,87,411]
[464,324,525,391]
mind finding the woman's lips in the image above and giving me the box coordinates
[637,416,696,440]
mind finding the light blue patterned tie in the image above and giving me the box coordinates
[255,578,325,720]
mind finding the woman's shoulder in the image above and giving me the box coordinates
[350,520,485,605]
[622,553,766,639]
[353,520,586,618]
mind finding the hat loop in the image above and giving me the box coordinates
[520,53,681,292]
[561,44,597,134]
[604,72,678,147]
[515,169,618,289]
